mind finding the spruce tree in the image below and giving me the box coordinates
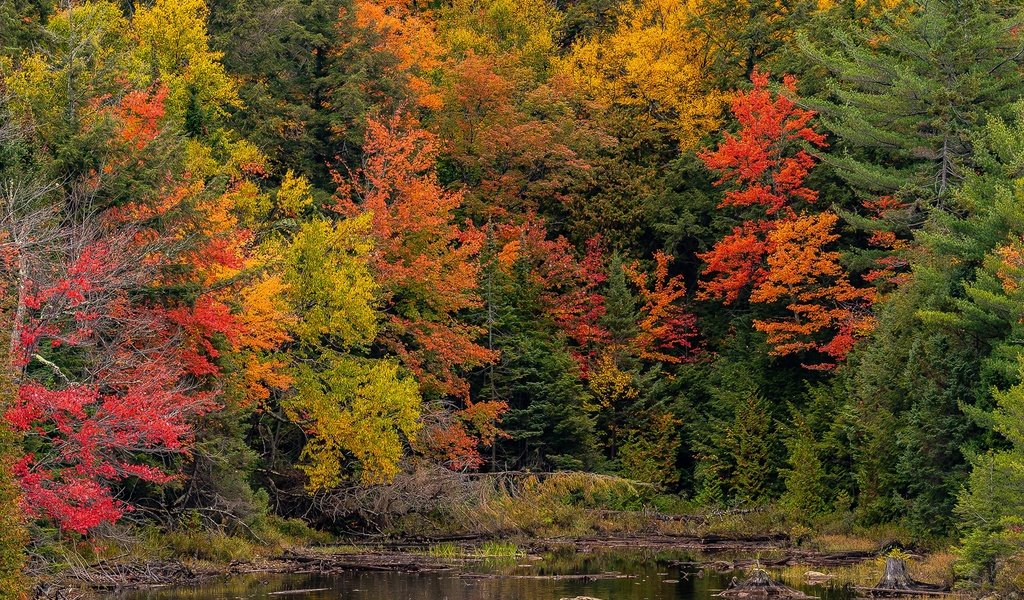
[601,253,640,351]
[725,393,777,504]
[781,416,829,519]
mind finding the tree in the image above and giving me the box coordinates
[0,0,281,535]
[335,111,504,469]
[481,236,599,471]
[802,0,1024,203]
[725,393,777,504]
[843,102,1024,536]
[277,215,422,489]
[622,250,698,363]
[0,111,30,596]
[956,358,1024,587]
[751,212,875,366]
[336,112,495,397]
[700,70,872,367]
[781,415,829,518]
[353,0,443,111]
[558,0,726,151]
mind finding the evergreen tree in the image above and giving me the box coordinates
[844,100,1024,536]
[601,253,640,351]
[485,259,598,471]
[802,0,1024,203]
[781,417,828,519]
[0,0,52,56]
[844,272,980,534]
[956,359,1024,586]
[208,0,406,190]
[725,393,777,504]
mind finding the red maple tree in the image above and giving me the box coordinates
[699,70,874,368]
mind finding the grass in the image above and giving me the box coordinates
[907,551,956,587]
[475,541,521,558]
[158,529,258,563]
[424,542,461,558]
[775,550,957,589]
[777,560,878,588]
[422,540,522,559]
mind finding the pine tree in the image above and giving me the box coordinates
[956,358,1024,586]
[208,0,406,189]
[601,253,640,351]
[0,0,51,56]
[802,0,1024,203]
[487,257,599,471]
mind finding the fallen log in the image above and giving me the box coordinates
[856,587,950,597]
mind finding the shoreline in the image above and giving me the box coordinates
[38,533,928,598]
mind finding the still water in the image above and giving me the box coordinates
[112,548,854,600]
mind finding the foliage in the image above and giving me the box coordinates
[6,0,1024,592]
[559,0,727,150]
[700,69,873,368]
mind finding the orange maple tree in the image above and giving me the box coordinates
[623,251,698,364]
[351,0,444,110]
[699,70,874,368]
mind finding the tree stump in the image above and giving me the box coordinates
[718,568,813,598]
[875,557,917,590]
[742,569,777,589]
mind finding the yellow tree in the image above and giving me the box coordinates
[437,0,560,77]
[279,214,422,489]
[130,0,240,118]
[558,0,726,150]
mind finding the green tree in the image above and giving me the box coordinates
[803,0,1024,203]
[208,0,407,189]
[781,415,829,519]
[484,257,598,471]
[956,359,1024,587]
[725,393,777,504]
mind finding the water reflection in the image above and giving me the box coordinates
[112,548,855,600]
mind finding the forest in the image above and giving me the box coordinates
[2,0,1024,596]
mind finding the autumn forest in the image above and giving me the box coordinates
[2,0,1024,595]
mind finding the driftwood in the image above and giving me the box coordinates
[717,568,814,599]
[60,560,196,589]
[699,549,873,572]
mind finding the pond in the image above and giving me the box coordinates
[109,548,856,600]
